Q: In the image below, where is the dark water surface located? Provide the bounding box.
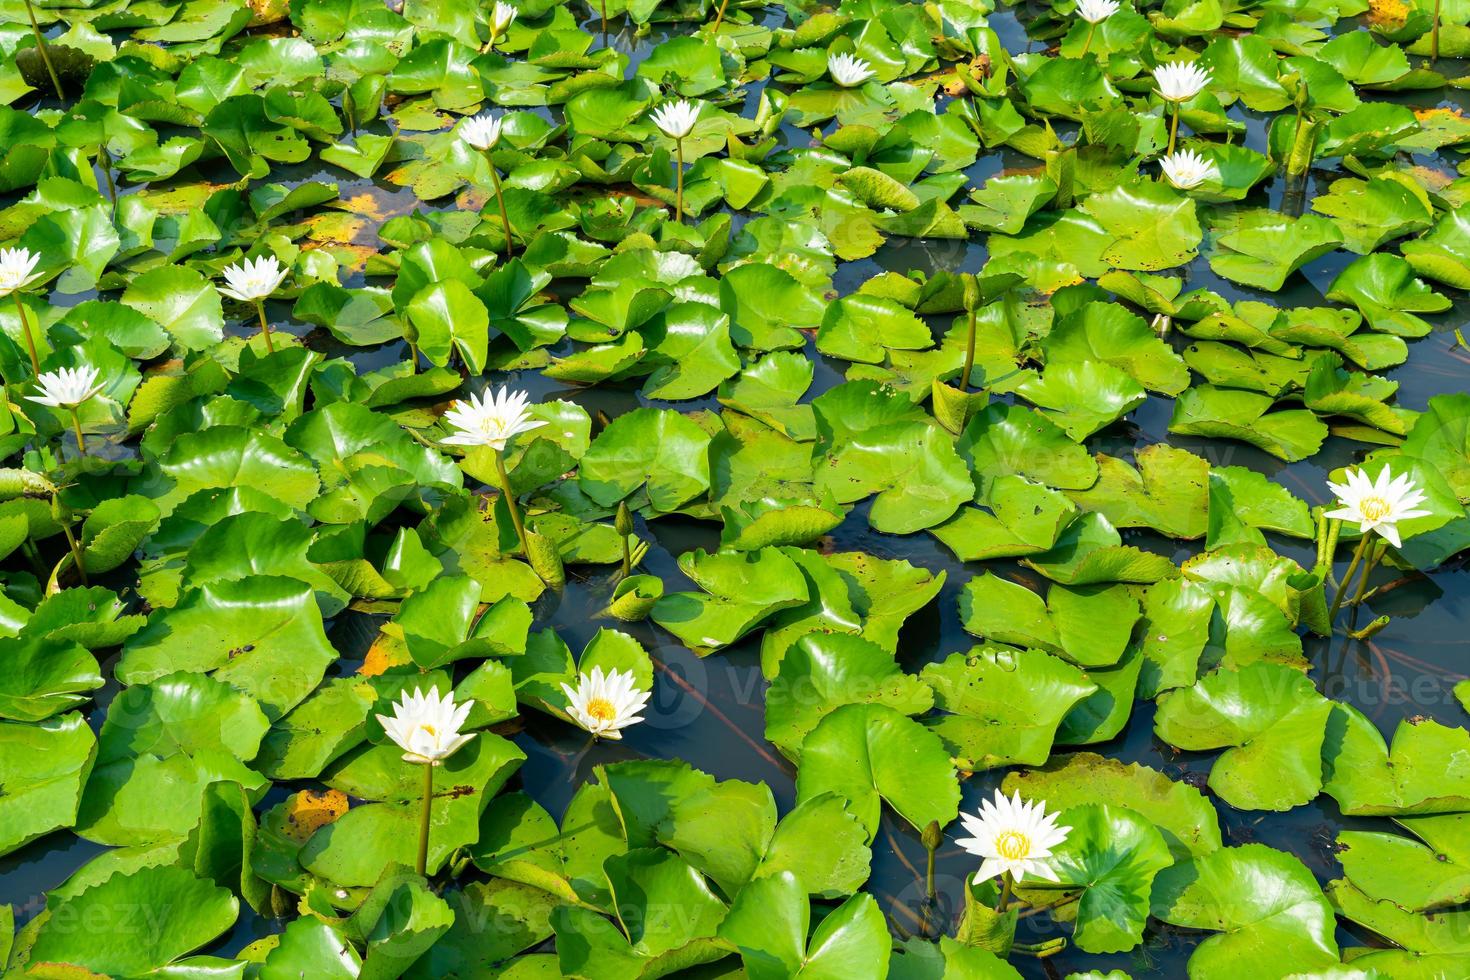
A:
[2,4,1469,976]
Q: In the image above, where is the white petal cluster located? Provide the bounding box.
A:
[377,687,476,765]
[0,247,42,298]
[956,790,1071,886]
[28,365,104,409]
[651,99,700,140]
[1325,466,1431,548]
[1159,148,1220,189]
[828,52,875,88]
[1153,60,1211,102]
[490,1,518,33]
[441,387,546,452]
[460,112,504,151]
[218,255,288,303]
[560,666,651,740]
[1077,0,1120,23]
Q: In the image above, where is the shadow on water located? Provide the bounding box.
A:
[2,2,1470,976]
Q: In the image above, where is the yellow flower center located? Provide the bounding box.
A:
[417,724,437,738]
[1359,495,1391,522]
[585,697,618,723]
[994,830,1031,861]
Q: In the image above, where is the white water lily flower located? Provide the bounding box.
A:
[651,99,700,140]
[218,255,288,303]
[1159,148,1219,189]
[1325,466,1431,549]
[1077,0,1120,22]
[1153,60,1211,102]
[828,52,874,88]
[0,246,42,298]
[441,387,546,451]
[460,112,504,151]
[28,365,104,409]
[956,790,1071,886]
[490,0,518,33]
[377,687,475,765]
[560,666,651,740]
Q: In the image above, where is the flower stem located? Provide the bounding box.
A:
[1329,533,1371,621]
[417,762,433,877]
[600,0,607,34]
[12,293,40,375]
[1432,0,1442,63]
[994,872,1013,913]
[620,533,630,577]
[1080,23,1096,57]
[1167,103,1180,155]
[343,85,356,137]
[254,300,274,353]
[488,155,513,258]
[1350,537,1386,608]
[494,447,529,554]
[23,0,63,102]
[960,305,977,392]
[674,138,685,224]
[711,0,730,31]
[98,144,116,211]
[68,407,85,455]
[55,491,86,586]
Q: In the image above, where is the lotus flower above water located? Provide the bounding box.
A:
[561,666,651,740]
[956,789,1071,886]
[378,686,476,766]
[828,52,875,88]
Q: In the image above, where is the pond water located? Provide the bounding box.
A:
[2,2,1469,977]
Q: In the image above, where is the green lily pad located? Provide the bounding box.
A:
[1155,663,1332,811]
[921,646,1096,771]
[795,702,960,836]
[1152,844,1339,978]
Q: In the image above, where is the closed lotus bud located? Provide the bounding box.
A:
[922,820,943,851]
[961,272,981,312]
[615,500,633,537]
[270,884,294,920]
[524,530,565,588]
